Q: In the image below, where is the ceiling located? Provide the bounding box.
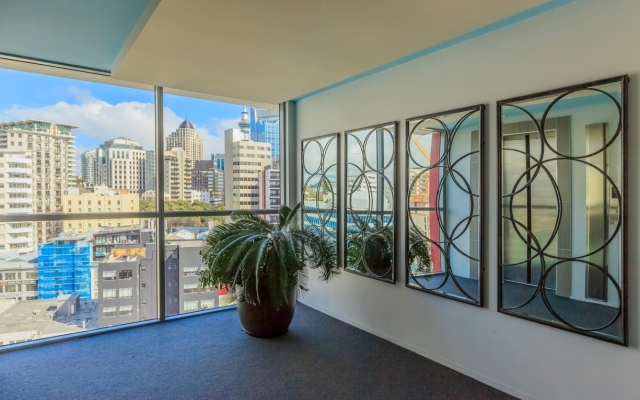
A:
[0,0,158,72]
[1,0,573,104]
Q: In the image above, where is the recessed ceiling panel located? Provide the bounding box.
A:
[0,0,158,72]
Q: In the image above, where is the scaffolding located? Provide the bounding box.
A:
[37,242,92,300]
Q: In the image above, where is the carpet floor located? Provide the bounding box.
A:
[0,303,512,400]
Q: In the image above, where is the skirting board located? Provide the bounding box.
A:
[298,299,535,400]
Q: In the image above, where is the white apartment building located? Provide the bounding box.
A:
[166,120,204,162]
[224,128,271,210]
[0,120,77,246]
[164,147,192,201]
[94,137,147,193]
[0,151,34,254]
[81,149,96,185]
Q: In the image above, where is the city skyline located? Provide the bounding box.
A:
[0,68,248,174]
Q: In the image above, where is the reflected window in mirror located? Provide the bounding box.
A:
[405,105,484,306]
[498,76,628,345]
[302,134,339,265]
[345,123,396,283]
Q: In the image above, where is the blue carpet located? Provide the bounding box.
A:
[0,303,512,399]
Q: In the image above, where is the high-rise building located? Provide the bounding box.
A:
[81,149,96,185]
[166,119,204,162]
[191,160,224,200]
[211,152,224,170]
[224,128,271,210]
[145,150,155,191]
[0,120,77,246]
[0,151,34,254]
[37,231,93,300]
[260,160,281,223]
[248,107,279,160]
[164,147,192,201]
[94,137,147,193]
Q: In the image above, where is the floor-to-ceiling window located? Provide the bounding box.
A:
[0,68,282,347]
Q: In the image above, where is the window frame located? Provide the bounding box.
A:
[0,78,286,352]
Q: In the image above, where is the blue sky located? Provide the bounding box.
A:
[0,68,243,173]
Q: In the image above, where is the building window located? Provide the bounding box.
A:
[184,283,198,293]
[183,266,199,277]
[184,301,198,311]
[119,305,133,316]
[26,272,37,279]
[25,284,37,292]
[119,270,133,280]
[119,288,133,298]
[103,289,117,299]
[102,270,117,280]
[201,299,215,309]
[103,307,117,317]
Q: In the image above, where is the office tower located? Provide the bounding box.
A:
[145,150,155,191]
[62,186,141,232]
[0,120,77,245]
[37,231,93,300]
[224,128,271,210]
[247,107,279,160]
[94,137,147,193]
[260,160,280,223]
[211,152,224,170]
[164,147,192,201]
[191,160,224,200]
[81,149,96,185]
[166,119,204,162]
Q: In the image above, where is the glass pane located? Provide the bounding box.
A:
[499,78,625,343]
[0,68,156,239]
[345,123,395,282]
[0,218,157,347]
[407,106,482,304]
[164,216,242,316]
[162,93,280,213]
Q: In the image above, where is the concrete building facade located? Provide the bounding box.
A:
[166,120,204,162]
[94,137,147,193]
[164,147,192,201]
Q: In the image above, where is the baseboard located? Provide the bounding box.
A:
[298,299,536,400]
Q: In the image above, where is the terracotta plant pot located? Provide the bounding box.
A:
[237,286,296,338]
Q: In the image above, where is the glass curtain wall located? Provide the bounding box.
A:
[0,67,282,347]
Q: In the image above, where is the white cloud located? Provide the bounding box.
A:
[1,87,237,171]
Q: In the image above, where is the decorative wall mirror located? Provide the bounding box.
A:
[498,76,628,345]
[345,122,397,283]
[405,105,484,306]
[302,133,339,265]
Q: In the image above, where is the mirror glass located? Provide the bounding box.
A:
[345,123,396,282]
[499,77,626,345]
[406,106,483,305]
[302,134,338,263]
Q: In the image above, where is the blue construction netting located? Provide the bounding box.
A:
[37,242,92,300]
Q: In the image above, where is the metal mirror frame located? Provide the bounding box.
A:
[404,105,485,307]
[301,133,340,269]
[344,122,398,284]
[497,75,629,346]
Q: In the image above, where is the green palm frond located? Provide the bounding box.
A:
[200,202,339,309]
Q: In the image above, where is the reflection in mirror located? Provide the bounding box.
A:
[406,105,484,305]
[302,134,339,267]
[345,123,396,283]
[498,76,627,345]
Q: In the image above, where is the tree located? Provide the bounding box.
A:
[140,200,155,211]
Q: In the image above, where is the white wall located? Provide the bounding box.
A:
[293,0,640,399]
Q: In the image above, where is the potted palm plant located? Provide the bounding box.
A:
[199,203,339,337]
